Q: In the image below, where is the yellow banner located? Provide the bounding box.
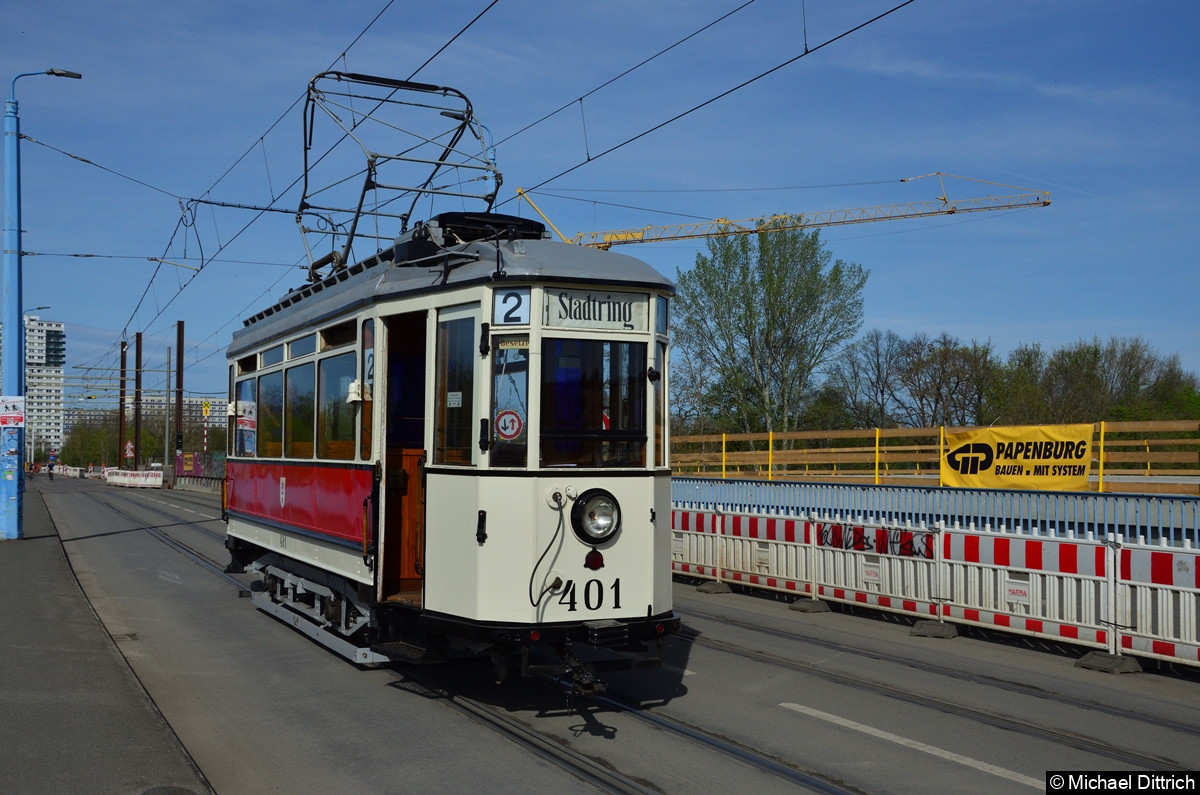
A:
[941,424,1093,491]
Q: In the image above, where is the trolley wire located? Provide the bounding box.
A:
[94,0,502,384]
[63,2,913,402]
[504,0,917,202]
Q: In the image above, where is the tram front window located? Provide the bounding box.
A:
[541,338,647,468]
[491,336,529,467]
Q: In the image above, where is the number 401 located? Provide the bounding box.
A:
[557,578,622,612]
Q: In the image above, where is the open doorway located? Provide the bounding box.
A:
[381,312,427,603]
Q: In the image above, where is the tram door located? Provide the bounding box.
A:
[381,312,427,603]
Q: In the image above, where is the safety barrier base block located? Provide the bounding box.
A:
[789,598,830,613]
[1075,651,1142,674]
[911,620,960,639]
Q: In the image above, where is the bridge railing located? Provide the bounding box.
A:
[672,420,1200,495]
[672,477,1200,548]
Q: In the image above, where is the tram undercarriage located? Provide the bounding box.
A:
[230,543,674,693]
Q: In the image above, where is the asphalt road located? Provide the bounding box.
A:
[34,477,1200,794]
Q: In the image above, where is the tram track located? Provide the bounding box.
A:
[389,667,660,795]
[388,661,860,794]
[581,687,858,794]
[86,489,859,793]
[75,488,1195,785]
[672,605,1196,772]
[85,492,250,594]
[676,603,1200,740]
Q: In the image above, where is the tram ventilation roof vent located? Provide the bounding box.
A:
[242,246,396,327]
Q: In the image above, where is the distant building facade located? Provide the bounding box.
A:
[0,315,67,458]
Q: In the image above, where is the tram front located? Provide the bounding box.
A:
[417,240,678,684]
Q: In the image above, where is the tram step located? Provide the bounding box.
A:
[370,641,445,664]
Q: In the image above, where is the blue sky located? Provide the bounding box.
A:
[2,1,1197,406]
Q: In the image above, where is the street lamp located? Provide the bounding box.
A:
[3,68,81,541]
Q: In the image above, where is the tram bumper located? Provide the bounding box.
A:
[419,610,680,650]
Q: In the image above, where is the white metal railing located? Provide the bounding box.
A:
[672,477,1200,547]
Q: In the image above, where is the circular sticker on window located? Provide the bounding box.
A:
[495,410,523,440]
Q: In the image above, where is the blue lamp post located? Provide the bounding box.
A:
[3,68,81,540]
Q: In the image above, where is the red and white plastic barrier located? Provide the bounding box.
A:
[104,469,164,488]
[672,508,1200,668]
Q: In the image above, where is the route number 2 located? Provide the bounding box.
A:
[558,578,622,612]
[494,288,530,325]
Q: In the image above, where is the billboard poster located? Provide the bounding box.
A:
[941,424,1093,491]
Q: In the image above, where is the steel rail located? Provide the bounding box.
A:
[674,607,1197,771]
[675,603,1200,738]
[584,686,859,794]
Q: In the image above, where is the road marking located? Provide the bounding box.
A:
[158,569,183,586]
[197,513,218,520]
[779,703,1041,789]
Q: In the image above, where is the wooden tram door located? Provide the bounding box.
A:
[380,312,427,603]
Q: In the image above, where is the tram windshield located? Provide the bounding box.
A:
[541,338,647,468]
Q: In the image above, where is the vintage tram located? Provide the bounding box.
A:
[223,210,679,688]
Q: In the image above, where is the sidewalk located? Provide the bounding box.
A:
[0,482,211,794]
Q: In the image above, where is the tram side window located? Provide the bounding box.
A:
[289,334,316,358]
[540,339,647,468]
[490,336,529,467]
[234,378,257,457]
[318,352,356,460]
[258,370,283,458]
[285,363,315,459]
[434,313,475,465]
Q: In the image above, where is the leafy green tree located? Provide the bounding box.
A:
[993,343,1048,424]
[673,224,867,434]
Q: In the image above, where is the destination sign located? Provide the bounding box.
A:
[544,289,648,331]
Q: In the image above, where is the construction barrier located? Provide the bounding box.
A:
[672,508,1200,669]
[104,469,164,488]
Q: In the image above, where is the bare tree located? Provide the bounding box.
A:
[828,328,906,427]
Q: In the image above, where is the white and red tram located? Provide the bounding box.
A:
[224,211,679,687]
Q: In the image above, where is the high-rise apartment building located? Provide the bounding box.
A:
[0,315,66,458]
[23,315,66,457]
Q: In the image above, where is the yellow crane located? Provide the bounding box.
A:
[516,173,1050,250]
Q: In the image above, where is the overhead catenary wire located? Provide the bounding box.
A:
[41,0,764,381]
[120,0,504,362]
[493,0,761,149]
[59,2,914,401]
[505,0,917,202]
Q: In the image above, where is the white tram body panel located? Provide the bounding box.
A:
[224,213,679,676]
[423,472,672,624]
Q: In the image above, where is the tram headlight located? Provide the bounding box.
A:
[570,488,621,545]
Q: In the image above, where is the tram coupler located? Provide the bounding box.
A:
[517,645,606,696]
[560,645,606,697]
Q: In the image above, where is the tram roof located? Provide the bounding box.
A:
[228,215,674,358]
